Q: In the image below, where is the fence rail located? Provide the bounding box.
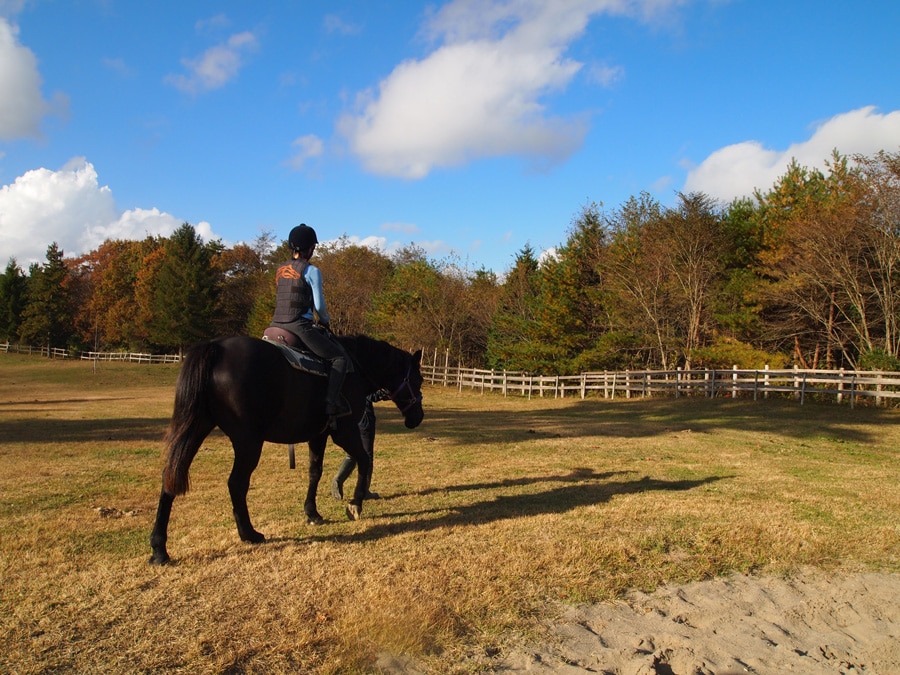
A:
[421,364,900,407]
[0,342,180,364]
[4,341,899,407]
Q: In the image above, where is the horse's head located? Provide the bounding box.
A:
[340,335,425,429]
[387,349,424,429]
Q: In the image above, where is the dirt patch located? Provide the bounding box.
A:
[494,569,900,674]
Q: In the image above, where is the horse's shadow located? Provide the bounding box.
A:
[290,469,726,545]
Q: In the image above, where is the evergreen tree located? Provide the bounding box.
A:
[0,259,27,343]
[486,245,546,371]
[147,223,219,352]
[17,243,73,348]
[549,201,616,372]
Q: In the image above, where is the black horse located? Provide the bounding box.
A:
[149,334,424,565]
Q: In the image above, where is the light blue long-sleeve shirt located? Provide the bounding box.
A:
[302,263,330,324]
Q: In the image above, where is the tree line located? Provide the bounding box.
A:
[2,150,899,374]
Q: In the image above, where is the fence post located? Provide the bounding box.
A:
[675,367,681,398]
[732,365,738,398]
[793,365,801,400]
[764,364,770,399]
[837,368,845,404]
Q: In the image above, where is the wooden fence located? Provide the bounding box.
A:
[0,342,180,364]
[420,363,900,407]
[5,341,899,407]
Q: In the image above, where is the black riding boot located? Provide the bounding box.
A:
[331,456,379,500]
[325,357,350,429]
[331,456,355,500]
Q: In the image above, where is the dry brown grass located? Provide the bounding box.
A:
[1,354,899,673]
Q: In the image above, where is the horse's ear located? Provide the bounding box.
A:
[412,349,422,365]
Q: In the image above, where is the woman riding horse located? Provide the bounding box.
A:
[148,334,424,565]
[268,223,351,429]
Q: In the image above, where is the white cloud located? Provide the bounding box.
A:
[165,31,259,94]
[683,107,900,202]
[323,14,362,36]
[195,14,231,34]
[380,221,419,235]
[337,0,645,179]
[0,158,192,264]
[286,134,324,171]
[101,56,134,79]
[321,233,450,261]
[0,1,29,17]
[0,17,49,139]
[332,234,388,251]
[588,62,624,87]
[538,246,558,266]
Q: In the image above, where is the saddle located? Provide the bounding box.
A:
[261,327,328,377]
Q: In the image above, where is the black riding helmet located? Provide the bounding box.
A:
[288,223,318,252]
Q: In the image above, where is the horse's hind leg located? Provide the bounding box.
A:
[149,490,175,565]
[228,437,265,543]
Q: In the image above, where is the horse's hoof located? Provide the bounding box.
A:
[307,514,325,525]
[242,531,266,544]
[148,552,171,566]
[346,504,361,521]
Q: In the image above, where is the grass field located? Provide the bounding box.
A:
[1,354,898,673]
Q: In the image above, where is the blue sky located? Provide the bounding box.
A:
[1,0,899,274]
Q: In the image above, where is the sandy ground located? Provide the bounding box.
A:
[491,569,900,674]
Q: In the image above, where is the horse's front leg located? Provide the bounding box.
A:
[337,431,370,521]
[346,447,372,521]
[305,434,327,525]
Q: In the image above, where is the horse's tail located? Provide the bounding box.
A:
[162,341,219,496]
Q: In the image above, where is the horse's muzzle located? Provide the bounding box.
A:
[404,406,424,429]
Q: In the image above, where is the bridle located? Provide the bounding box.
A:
[387,364,422,415]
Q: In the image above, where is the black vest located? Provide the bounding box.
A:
[272,259,313,323]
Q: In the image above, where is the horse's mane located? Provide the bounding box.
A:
[337,334,401,363]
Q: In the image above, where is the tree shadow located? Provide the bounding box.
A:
[401,395,895,446]
[0,417,172,443]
